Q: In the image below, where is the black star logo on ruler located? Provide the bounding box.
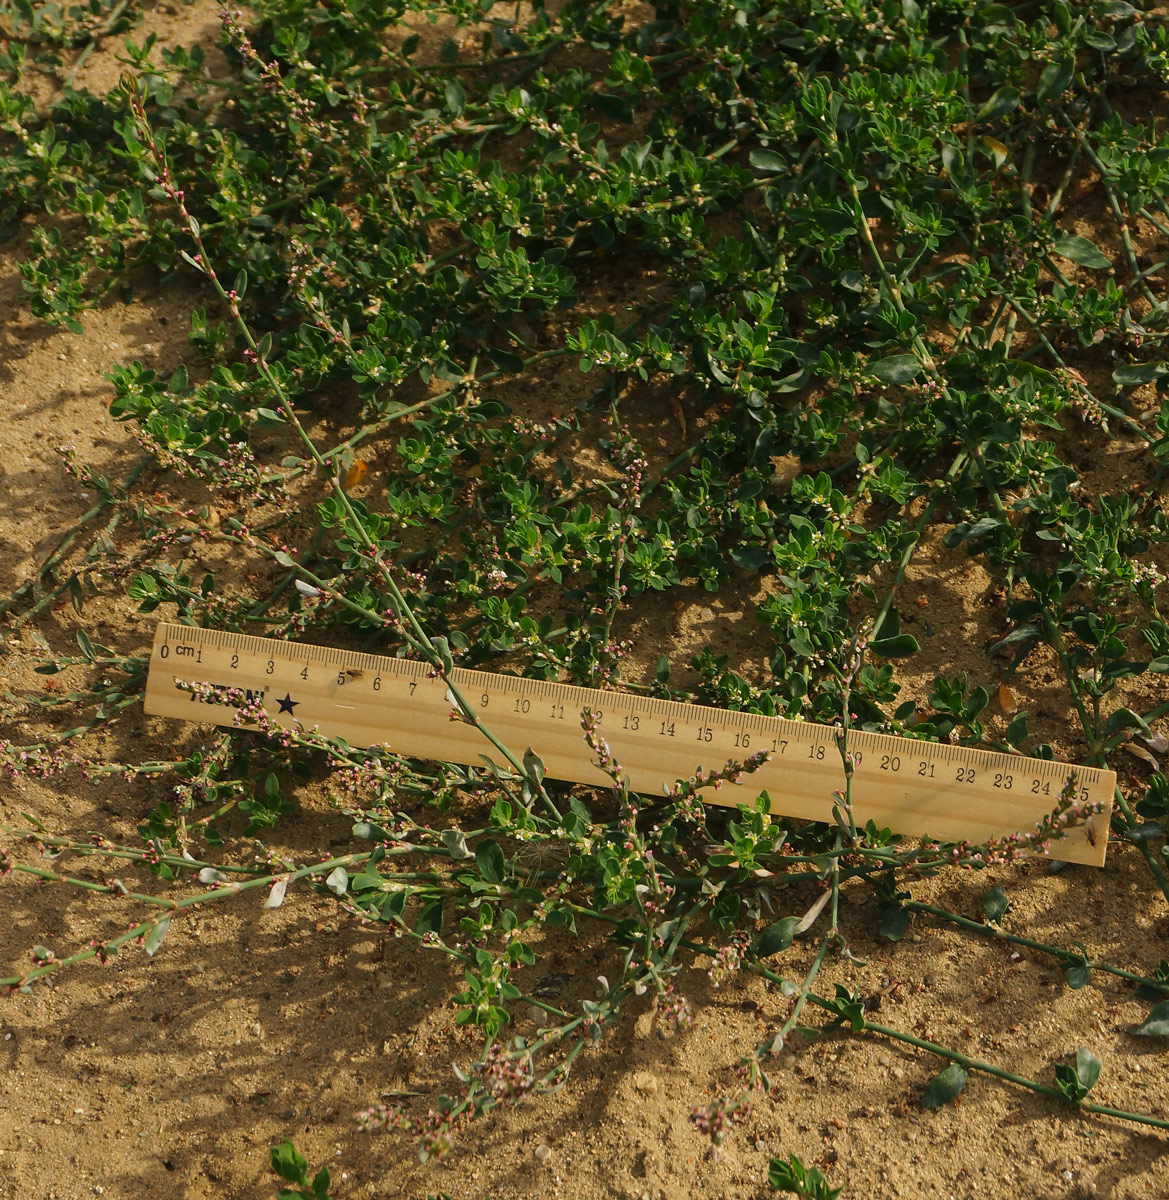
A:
[276,693,299,715]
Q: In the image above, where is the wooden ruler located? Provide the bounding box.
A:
[142,621,1113,866]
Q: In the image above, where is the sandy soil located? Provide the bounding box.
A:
[2,5,1169,1200]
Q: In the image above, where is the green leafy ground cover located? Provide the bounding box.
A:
[4,0,1169,1194]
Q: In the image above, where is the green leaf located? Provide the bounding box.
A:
[1113,362,1169,386]
[522,748,545,785]
[488,345,525,372]
[1065,963,1090,989]
[1128,822,1163,844]
[1104,707,1150,737]
[920,1063,967,1110]
[415,897,445,937]
[1073,1047,1102,1091]
[870,633,920,658]
[987,624,1040,655]
[1127,1000,1169,1036]
[824,983,867,1032]
[982,884,1009,923]
[310,1165,331,1199]
[444,78,465,113]
[475,839,505,885]
[755,916,800,958]
[143,915,170,957]
[810,207,854,235]
[975,85,1020,123]
[731,545,770,570]
[879,905,909,942]
[1051,235,1110,270]
[270,1140,308,1185]
[431,636,454,674]
[324,866,348,896]
[768,1152,842,1199]
[749,149,784,172]
[1037,56,1075,104]
[870,354,921,385]
[441,828,473,859]
[1054,1048,1102,1102]
[872,608,900,641]
[1005,710,1029,747]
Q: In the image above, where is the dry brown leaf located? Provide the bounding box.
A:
[770,454,801,490]
[997,682,1017,715]
[1122,742,1159,768]
[342,459,368,490]
[980,136,1009,169]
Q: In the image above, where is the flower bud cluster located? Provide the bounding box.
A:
[654,984,693,1033]
[356,1104,463,1159]
[707,930,751,988]
[473,1042,534,1102]
[689,1095,751,1144]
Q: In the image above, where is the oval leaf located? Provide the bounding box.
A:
[1113,362,1169,386]
[475,839,505,885]
[921,1063,967,1110]
[1128,1000,1169,1037]
[880,905,909,943]
[325,865,349,896]
[1074,1047,1102,1091]
[342,459,368,491]
[441,828,473,859]
[975,85,1020,123]
[810,207,854,235]
[982,884,1009,923]
[1051,235,1111,270]
[755,915,800,958]
[870,354,922,385]
[749,148,785,172]
[1065,963,1090,989]
[415,896,445,937]
[265,878,289,909]
[144,915,170,957]
[870,633,920,658]
[523,748,546,785]
[732,545,770,571]
[270,1139,308,1184]
[979,136,1009,170]
[1037,57,1075,104]
[444,78,465,113]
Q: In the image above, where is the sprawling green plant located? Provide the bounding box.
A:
[5,0,1169,1181]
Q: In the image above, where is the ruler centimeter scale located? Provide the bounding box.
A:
[143,621,1114,867]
